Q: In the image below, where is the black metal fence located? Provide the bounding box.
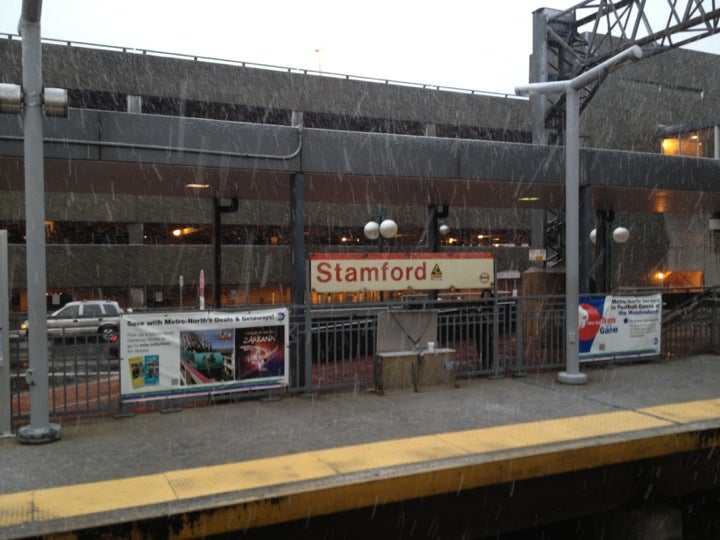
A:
[7,289,719,426]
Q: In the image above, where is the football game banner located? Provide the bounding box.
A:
[310,252,495,293]
[120,308,289,401]
[579,294,661,362]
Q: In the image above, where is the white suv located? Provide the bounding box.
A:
[21,300,124,342]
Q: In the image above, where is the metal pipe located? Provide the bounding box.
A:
[0,128,304,161]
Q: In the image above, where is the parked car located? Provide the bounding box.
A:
[20,300,125,343]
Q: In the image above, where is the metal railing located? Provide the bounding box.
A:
[661,288,719,357]
[6,289,719,427]
[2,32,525,100]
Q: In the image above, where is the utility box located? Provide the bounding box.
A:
[374,348,456,394]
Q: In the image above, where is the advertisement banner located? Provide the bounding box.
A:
[120,308,289,402]
[310,252,495,293]
[579,294,662,362]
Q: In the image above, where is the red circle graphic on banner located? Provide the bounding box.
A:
[578,303,601,342]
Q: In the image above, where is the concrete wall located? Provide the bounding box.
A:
[2,39,719,301]
[0,40,529,134]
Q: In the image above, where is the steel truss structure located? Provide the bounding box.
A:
[534,0,720,143]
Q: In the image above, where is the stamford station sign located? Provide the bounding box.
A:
[310,253,494,293]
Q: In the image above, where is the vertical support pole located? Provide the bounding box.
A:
[530,209,547,268]
[712,287,719,349]
[580,186,592,293]
[529,9,553,269]
[529,8,555,144]
[0,231,12,436]
[18,7,61,443]
[303,261,314,396]
[491,296,501,378]
[127,95,142,113]
[290,172,308,389]
[595,211,608,292]
[427,205,439,301]
[213,198,222,309]
[557,87,587,385]
[291,173,306,306]
[513,297,525,377]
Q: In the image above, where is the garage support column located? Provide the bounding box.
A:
[127,95,142,113]
[128,223,144,244]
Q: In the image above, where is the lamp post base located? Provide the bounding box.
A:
[557,371,588,385]
[18,423,61,444]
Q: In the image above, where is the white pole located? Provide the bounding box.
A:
[515,46,642,386]
[557,87,586,384]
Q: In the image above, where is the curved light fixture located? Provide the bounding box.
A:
[612,226,630,244]
[379,219,398,239]
[589,227,630,244]
[363,221,380,240]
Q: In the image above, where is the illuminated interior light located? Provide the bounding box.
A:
[519,196,540,202]
[173,227,199,237]
[661,138,678,155]
[186,183,210,189]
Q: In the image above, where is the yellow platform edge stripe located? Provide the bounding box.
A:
[1,397,719,538]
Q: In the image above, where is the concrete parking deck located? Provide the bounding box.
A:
[1,354,719,538]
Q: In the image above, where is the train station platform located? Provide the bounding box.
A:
[1,354,719,539]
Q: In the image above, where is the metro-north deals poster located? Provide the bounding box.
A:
[120,308,289,401]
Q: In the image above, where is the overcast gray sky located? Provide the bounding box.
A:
[2,1,719,94]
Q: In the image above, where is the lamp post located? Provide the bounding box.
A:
[1,2,67,443]
[515,45,643,385]
[364,208,398,252]
[590,223,630,292]
[364,208,398,301]
[17,0,62,443]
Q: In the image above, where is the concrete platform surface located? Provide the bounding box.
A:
[1,354,719,538]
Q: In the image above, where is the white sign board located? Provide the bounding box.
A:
[579,294,662,362]
[310,253,494,293]
[120,308,289,402]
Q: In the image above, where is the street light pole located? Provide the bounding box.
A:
[562,86,583,384]
[515,45,643,385]
[364,207,398,301]
[18,0,61,443]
